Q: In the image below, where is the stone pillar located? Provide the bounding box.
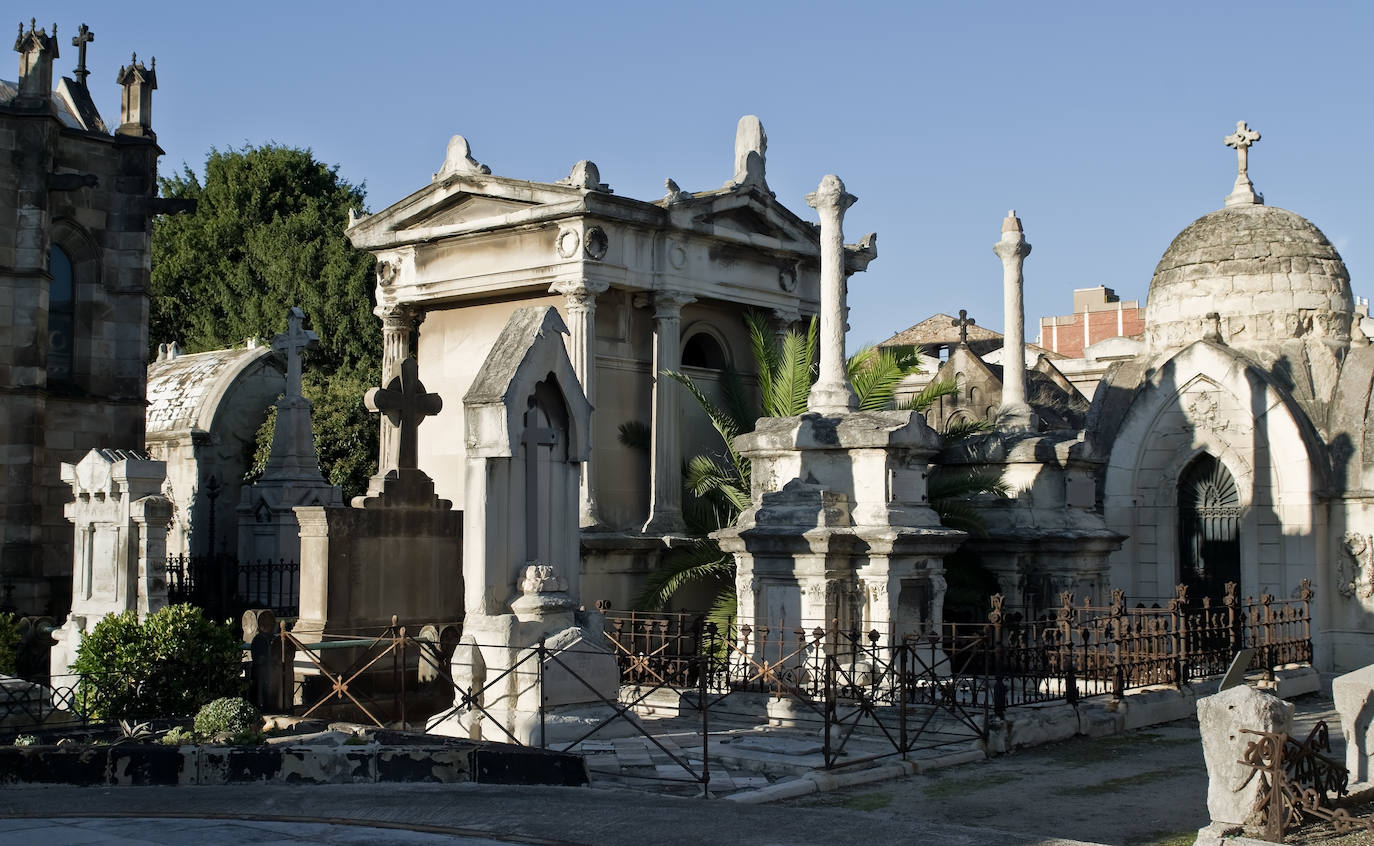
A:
[552,279,609,528]
[131,495,173,618]
[370,303,422,495]
[642,291,694,534]
[994,210,1033,430]
[806,175,858,414]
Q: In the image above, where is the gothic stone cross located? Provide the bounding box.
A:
[521,399,560,561]
[71,23,94,85]
[951,309,976,345]
[272,307,318,400]
[365,356,442,471]
[1224,121,1260,177]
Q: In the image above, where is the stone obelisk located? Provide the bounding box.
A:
[806,175,859,414]
[994,210,1034,431]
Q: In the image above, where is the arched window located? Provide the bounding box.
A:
[48,244,75,385]
[682,331,729,370]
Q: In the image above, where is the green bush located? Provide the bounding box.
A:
[194,697,260,738]
[0,613,17,675]
[70,604,243,721]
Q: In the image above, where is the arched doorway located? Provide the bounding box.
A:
[1177,454,1241,601]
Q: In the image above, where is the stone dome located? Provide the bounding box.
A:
[1144,204,1353,351]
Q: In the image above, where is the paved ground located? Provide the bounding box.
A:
[0,687,1342,846]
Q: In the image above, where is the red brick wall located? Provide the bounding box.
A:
[1038,307,1144,357]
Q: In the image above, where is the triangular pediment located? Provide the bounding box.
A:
[402,194,538,230]
[676,189,820,248]
[707,206,785,239]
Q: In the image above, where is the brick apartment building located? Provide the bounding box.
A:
[1036,285,1144,357]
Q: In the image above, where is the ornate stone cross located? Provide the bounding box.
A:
[272,307,318,400]
[1224,121,1260,177]
[71,23,94,85]
[951,309,976,345]
[365,357,442,471]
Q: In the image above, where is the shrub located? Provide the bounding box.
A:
[160,726,196,746]
[70,604,243,721]
[194,697,260,738]
[12,735,37,746]
[0,613,18,675]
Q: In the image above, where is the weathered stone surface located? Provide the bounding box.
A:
[1333,664,1374,784]
[1196,685,1294,826]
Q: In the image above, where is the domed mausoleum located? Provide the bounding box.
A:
[1087,123,1374,671]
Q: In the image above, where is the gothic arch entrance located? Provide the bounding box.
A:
[1177,453,1241,601]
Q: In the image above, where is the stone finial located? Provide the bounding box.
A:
[433,134,491,181]
[115,52,157,138]
[805,174,859,414]
[1224,120,1263,207]
[557,160,611,192]
[71,22,93,86]
[365,356,442,471]
[663,178,693,204]
[13,18,58,106]
[1202,311,1224,343]
[726,115,768,190]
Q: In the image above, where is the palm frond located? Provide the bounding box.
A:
[770,318,817,417]
[940,418,995,446]
[847,345,916,411]
[662,370,748,483]
[634,540,735,611]
[930,499,991,537]
[684,455,751,514]
[617,420,651,450]
[928,467,1010,501]
[903,376,960,414]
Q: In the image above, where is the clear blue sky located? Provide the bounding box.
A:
[28,0,1374,345]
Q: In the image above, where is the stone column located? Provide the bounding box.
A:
[643,291,695,534]
[552,279,610,528]
[994,210,1034,430]
[131,494,173,618]
[772,307,801,347]
[371,304,423,492]
[806,175,859,414]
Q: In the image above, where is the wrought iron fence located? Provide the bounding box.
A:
[165,554,300,621]
[605,580,1314,716]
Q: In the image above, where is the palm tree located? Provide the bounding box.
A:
[637,313,1006,613]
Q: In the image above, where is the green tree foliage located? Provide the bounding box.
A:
[151,145,379,498]
[70,604,243,721]
[0,613,18,675]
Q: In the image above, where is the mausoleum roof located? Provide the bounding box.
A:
[1145,204,1354,351]
[146,345,281,437]
[1145,123,1355,352]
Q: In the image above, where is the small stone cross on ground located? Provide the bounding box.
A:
[71,23,94,85]
[952,309,976,345]
[365,357,442,470]
[273,307,318,400]
[1225,121,1260,177]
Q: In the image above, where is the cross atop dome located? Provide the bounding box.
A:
[1223,120,1263,207]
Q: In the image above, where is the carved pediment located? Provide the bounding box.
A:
[704,206,786,239]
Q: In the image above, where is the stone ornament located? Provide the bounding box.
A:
[1339,532,1374,599]
[583,226,608,260]
[433,134,490,181]
[726,115,768,191]
[557,160,611,193]
[555,228,580,259]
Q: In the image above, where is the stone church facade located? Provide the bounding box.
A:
[0,22,169,614]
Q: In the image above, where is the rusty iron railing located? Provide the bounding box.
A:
[1239,722,1372,841]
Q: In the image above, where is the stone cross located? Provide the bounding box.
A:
[272,307,318,400]
[364,357,442,471]
[951,309,976,345]
[71,23,93,86]
[1224,121,1260,177]
[521,402,559,561]
[1224,121,1263,207]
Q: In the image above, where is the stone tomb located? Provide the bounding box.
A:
[50,449,171,676]
[291,356,461,644]
[430,307,620,744]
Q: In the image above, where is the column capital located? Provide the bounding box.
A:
[993,210,1032,262]
[806,174,856,215]
[551,279,611,309]
[652,290,695,320]
[380,302,424,329]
